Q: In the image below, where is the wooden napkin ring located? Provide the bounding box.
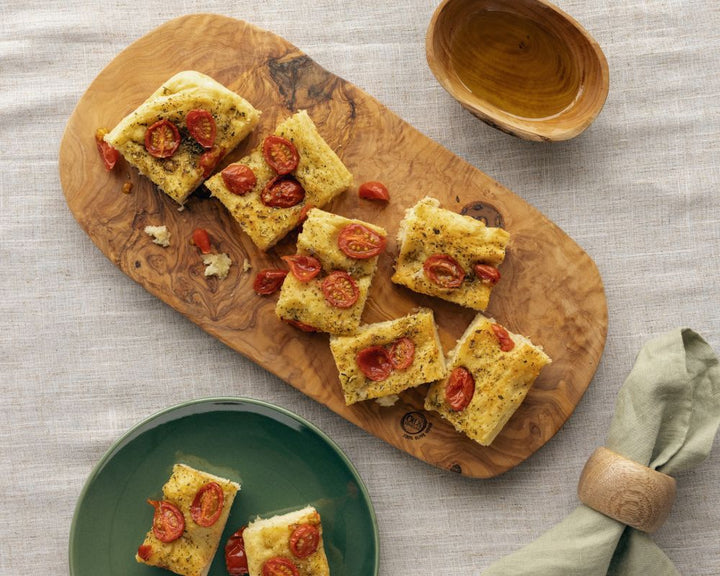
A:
[577,447,676,533]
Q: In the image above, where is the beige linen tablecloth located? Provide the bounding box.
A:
[2,1,719,575]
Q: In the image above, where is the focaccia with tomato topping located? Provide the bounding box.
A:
[392,196,510,310]
[104,70,260,205]
[329,308,447,405]
[135,463,240,576]
[275,208,386,335]
[243,506,330,576]
[424,314,551,446]
[205,110,353,251]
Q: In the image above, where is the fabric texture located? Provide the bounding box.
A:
[1,2,720,576]
[482,329,720,576]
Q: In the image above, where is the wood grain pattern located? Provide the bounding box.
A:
[58,14,607,478]
[578,447,676,532]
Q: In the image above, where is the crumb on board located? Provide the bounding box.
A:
[203,252,232,279]
[144,225,171,247]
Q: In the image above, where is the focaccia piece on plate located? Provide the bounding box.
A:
[205,110,353,251]
[392,196,510,310]
[135,463,240,576]
[275,208,386,335]
[329,308,447,405]
[243,506,330,576]
[104,70,260,205]
[424,314,551,446]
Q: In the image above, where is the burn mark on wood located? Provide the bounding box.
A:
[461,201,505,228]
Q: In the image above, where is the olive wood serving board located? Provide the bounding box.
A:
[59,14,607,478]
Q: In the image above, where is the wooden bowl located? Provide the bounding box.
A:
[426,0,609,141]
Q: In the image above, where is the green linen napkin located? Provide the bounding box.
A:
[481,328,720,576]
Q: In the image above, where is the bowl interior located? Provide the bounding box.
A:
[427,0,609,140]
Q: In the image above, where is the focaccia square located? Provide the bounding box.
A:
[329,308,447,405]
[424,314,551,446]
[243,506,330,576]
[275,208,386,335]
[135,463,240,576]
[205,110,353,251]
[105,70,260,205]
[392,196,510,310]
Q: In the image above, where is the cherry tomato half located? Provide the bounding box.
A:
[337,224,387,259]
[222,164,257,196]
[192,228,212,254]
[289,524,320,559]
[356,346,393,381]
[253,269,288,295]
[225,526,249,576]
[95,128,119,171]
[262,135,299,175]
[491,323,515,352]
[190,482,224,527]
[389,337,415,370]
[281,254,321,282]
[474,263,501,286]
[261,176,305,208]
[423,254,465,289]
[145,119,180,158]
[198,146,225,178]
[148,499,185,542]
[358,181,390,202]
[137,544,153,561]
[445,367,475,412]
[262,557,299,576]
[284,319,318,332]
[186,109,216,148]
[321,271,359,309]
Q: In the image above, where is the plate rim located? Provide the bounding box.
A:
[68,396,380,576]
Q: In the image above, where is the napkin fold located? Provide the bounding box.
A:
[481,328,720,576]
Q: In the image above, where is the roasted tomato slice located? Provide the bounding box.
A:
[95,128,120,171]
[281,254,322,282]
[357,345,394,381]
[445,367,475,412]
[358,181,390,202]
[137,544,153,561]
[192,228,212,254]
[198,146,224,178]
[321,271,359,308]
[388,337,415,370]
[491,323,515,351]
[190,482,224,527]
[145,119,180,158]
[262,557,299,576]
[262,135,299,175]
[186,109,216,148]
[474,263,501,286]
[261,176,305,208]
[423,254,465,289]
[222,164,257,196]
[148,500,185,542]
[225,526,249,576]
[284,318,318,332]
[253,269,288,295]
[337,223,387,259]
[289,524,320,559]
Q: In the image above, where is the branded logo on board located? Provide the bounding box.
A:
[400,411,432,440]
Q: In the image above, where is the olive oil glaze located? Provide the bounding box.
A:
[449,9,581,119]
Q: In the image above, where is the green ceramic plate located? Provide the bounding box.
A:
[69,397,379,576]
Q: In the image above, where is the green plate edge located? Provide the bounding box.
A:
[68,396,379,576]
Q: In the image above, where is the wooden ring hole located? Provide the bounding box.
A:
[577,447,676,533]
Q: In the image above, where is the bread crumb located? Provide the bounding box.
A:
[375,394,400,407]
[144,225,171,247]
[203,253,231,279]
[242,259,252,272]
